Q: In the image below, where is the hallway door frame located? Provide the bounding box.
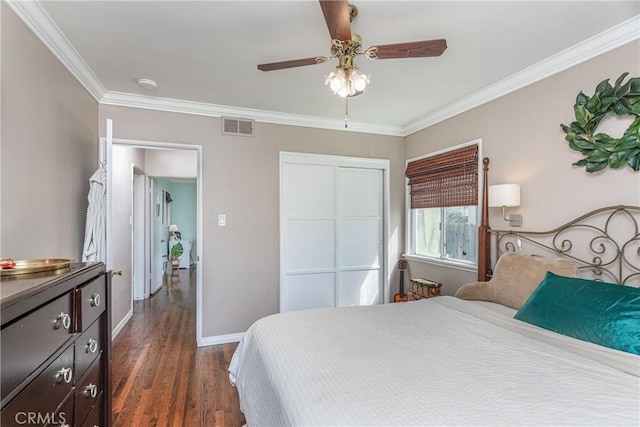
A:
[103,136,204,345]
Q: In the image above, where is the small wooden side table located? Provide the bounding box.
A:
[408,278,442,300]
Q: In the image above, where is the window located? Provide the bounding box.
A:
[410,206,477,263]
[405,143,480,265]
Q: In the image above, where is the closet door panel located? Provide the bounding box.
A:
[338,270,381,307]
[285,273,336,311]
[282,162,337,312]
[283,163,335,217]
[337,167,383,306]
[285,219,336,271]
[338,218,381,269]
[338,168,382,217]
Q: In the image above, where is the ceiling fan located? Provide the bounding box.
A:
[257,0,447,98]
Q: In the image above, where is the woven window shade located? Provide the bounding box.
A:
[405,144,479,209]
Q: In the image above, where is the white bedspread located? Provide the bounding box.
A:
[229,297,640,426]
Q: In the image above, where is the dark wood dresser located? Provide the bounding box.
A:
[1,263,111,427]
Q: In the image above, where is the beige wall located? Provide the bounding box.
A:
[1,4,98,260]
[405,41,640,294]
[99,106,406,338]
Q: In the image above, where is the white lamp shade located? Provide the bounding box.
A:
[168,224,180,232]
[489,184,520,207]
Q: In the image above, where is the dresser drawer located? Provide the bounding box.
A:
[75,276,106,332]
[81,395,103,427]
[75,318,102,381]
[45,393,74,427]
[1,344,74,427]
[1,292,74,401]
[75,356,102,426]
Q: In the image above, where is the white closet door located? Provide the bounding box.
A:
[337,167,383,306]
[281,153,387,313]
[282,163,336,312]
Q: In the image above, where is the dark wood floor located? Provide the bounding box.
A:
[111,269,246,426]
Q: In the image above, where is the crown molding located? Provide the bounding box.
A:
[101,91,405,136]
[401,15,640,136]
[5,0,106,101]
[9,0,638,137]
[8,0,399,135]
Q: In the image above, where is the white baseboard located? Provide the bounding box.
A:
[111,309,133,340]
[198,332,245,347]
[111,310,244,346]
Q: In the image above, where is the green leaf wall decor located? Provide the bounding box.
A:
[561,72,640,173]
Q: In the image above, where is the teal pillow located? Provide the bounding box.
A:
[514,272,640,355]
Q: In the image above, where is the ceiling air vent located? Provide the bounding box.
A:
[222,117,254,137]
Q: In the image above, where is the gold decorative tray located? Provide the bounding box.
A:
[1,259,72,276]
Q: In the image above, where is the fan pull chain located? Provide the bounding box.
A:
[344,97,350,129]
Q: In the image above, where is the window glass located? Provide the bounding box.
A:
[410,205,477,264]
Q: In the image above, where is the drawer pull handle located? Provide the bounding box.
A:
[85,383,98,398]
[60,424,70,427]
[58,367,73,384]
[90,293,101,307]
[56,312,72,330]
[87,338,98,353]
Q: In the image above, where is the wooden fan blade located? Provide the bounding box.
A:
[371,39,447,60]
[319,0,351,41]
[258,57,324,72]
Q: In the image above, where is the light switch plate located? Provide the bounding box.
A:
[218,214,226,226]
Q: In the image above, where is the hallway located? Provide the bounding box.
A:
[111,269,245,426]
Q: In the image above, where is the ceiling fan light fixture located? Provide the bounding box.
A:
[352,70,369,92]
[257,1,447,111]
[338,84,350,98]
[326,68,345,92]
[328,74,343,93]
[325,66,369,98]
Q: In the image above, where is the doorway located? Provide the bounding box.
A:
[102,136,203,344]
[149,176,197,294]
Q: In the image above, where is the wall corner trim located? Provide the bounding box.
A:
[100,91,405,136]
[402,15,640,136]
[9,0,638,137]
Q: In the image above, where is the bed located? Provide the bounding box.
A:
[229,158,640,426]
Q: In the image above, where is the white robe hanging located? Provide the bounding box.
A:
[82,165,106,262]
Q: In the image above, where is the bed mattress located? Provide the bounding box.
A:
[229,296,640,426]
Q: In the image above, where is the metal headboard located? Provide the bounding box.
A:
[491,205,640,285]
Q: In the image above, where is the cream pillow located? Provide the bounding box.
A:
[456,253,579,309]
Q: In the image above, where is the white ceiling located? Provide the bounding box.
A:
[16,1,640,135]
